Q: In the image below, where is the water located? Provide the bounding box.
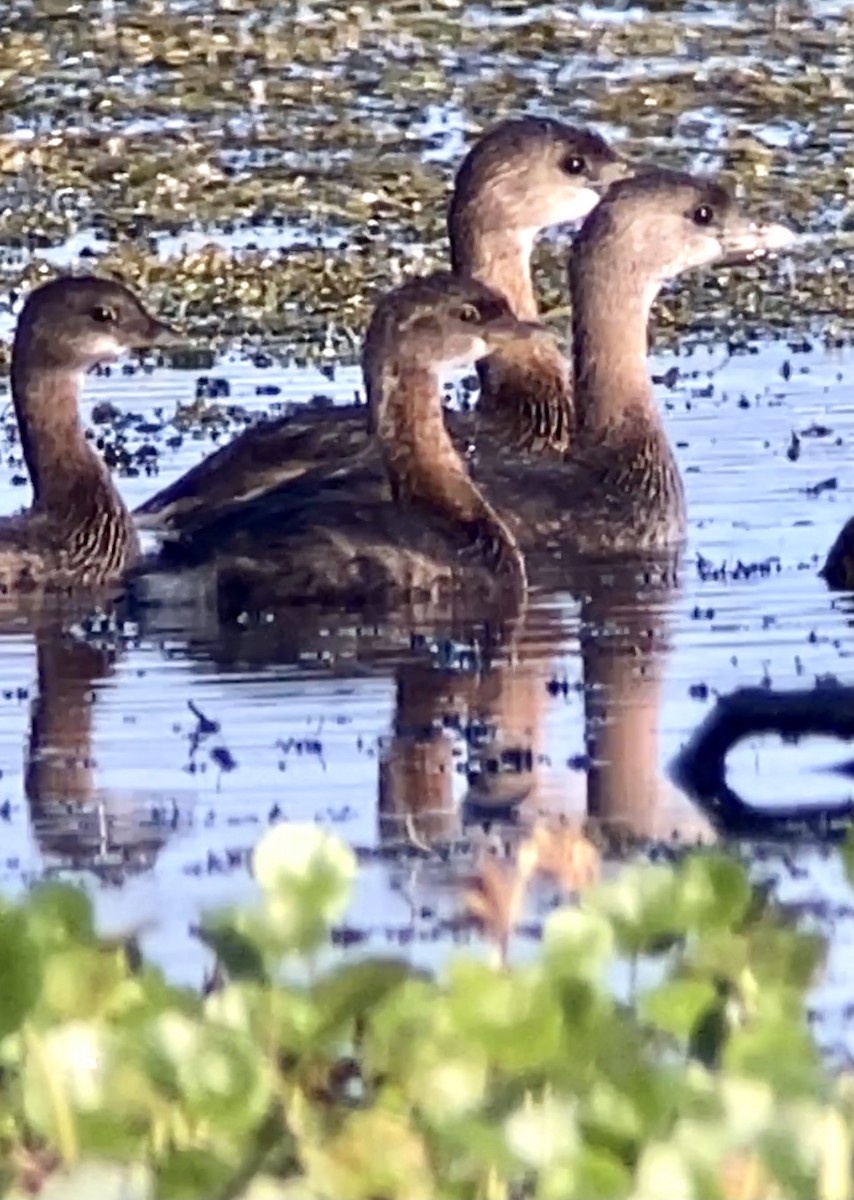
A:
[0,0,851,1063]
[0,332,850,1030]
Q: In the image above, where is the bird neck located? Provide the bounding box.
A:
[370,356,526,593]
[569,238,661,440]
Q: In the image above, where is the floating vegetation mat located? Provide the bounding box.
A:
[0,0,852,362]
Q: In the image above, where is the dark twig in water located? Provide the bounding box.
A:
[188,699,219,734]
[671,685,854,838]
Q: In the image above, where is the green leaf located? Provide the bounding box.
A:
[763,1126,818,1199]
[725,1013,823,1096]
[310,958,416,1041]
[155,1148,235,1200]
[537,1150,632,1200]
[571,1146,633,1200]
[630,1141,698,1200]
[787,1100,854,1200]
[362,977,436,1074]
[74,1108,149,1160]
[25,884,95,950]
[417,1051,489,1123]
[39,947,128,1022]
[235,1181,317,1200]
[207,903,301,971]
[677,853,752,932]
[0,908,42,1036]
[22,1021,109,1155]
[537,1159,578,1200]
[22,1021,161,1160]
[301,1109,434,1200]
[585,864,685,956]
[428,1113,514,1182]
[543,906,615,985]
[198,916,269,984]
[109,966,195,1026]
[146,1010,272,1134]
[362,977,489,1125]
[581,1078,644,1146]
[250,825,356,955]
[841,826,854,890]
[717,1075,776,1142]
[744,923,825,995]
[597,1057,686,1152]
[505,1093,579,1169]
[253,823,355,914]
[682,928,750,985]
[639,979,718,1043]
[446,960,564,1074]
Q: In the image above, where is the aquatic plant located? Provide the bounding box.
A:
[1,0,852,369]
[0,822,852,1199]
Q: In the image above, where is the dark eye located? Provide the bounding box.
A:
[562,155,586,176]
[458,303,480,323]
[692,204,714,227]
[91,305,116,323]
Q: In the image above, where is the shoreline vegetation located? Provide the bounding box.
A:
[0,2,851,1195]
[1,0,852,371]
[1,822,853,1199]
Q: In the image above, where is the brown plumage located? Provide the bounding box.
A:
[0,276,180,592]
[132,275,546,616]
[137,168,794,617]
[135,117,627,538]
[475,169,793,558]
[448,117,629,452]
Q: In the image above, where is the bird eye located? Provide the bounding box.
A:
[692,204,714,227]
[91,305,116,323]
[458,303,481,323]
[562,154,586,176]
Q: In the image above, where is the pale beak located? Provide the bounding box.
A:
[594,156,636,190]
[720,216,797,266]
[135,314,187,350]
[480,317,554,349]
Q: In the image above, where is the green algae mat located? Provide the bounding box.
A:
[0,0,852,359]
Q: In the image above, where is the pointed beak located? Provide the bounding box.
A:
[720,216,797,266]
[131,311,186,351]
[480,316,553,349]
[594,156,636,191]
[146,316,186,348]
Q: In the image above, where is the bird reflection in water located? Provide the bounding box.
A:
[377,554,714,852]
[23,611,187,882]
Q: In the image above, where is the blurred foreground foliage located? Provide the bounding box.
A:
[1,823,852,1199]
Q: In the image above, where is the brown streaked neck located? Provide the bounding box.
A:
[374,359,498,523]
[12,353,124,516]
[452,221,574,451]
[371,357,525,587]
[570,243,660,440]
[452,224,540,321]
[478,343,573,453]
